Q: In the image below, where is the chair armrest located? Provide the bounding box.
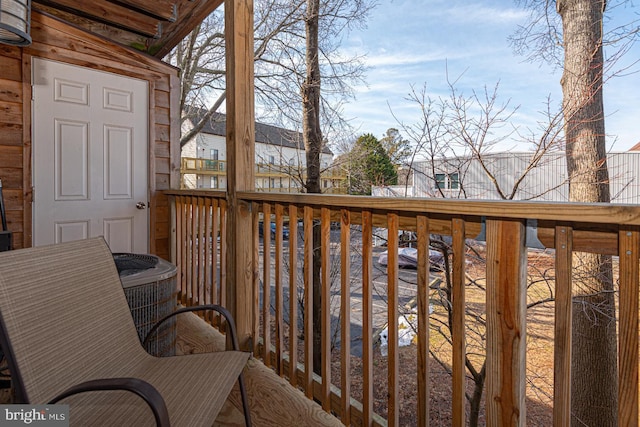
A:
[48,377,170,427]
[143,305,241,351]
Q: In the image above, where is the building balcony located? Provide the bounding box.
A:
[180,157,347,193]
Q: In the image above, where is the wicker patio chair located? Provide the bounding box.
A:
[0,237,251,426]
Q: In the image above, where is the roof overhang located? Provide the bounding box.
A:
[33,0,224,57]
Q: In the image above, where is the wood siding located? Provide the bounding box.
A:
[0,11,179,259]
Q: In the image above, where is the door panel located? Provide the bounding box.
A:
[33,58,149,253]
[55,119,89,200]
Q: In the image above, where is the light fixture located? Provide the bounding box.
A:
[0,0,32,46]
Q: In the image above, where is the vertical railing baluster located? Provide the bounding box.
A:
[211,198,220,325]
[554,225,572,426]
[387,212,399,427]
[321,206,331,411]
[618,225,640,426]
[416,215,430,427]
[252,202,260,357]
[204,197,213,323]
[262,203,272,367]
[182,197,189,304]
[194,197,200,306]
[185,197,193,305]
[341,209,351,424]
[177,196,185,305]
[190,196,198,306]
[289,204,299,387]
[451,218,466,427]
[197,196,205,306]
[303,205,314,398]
[219,199,227,317]
[182,197,189,305]
[275,203,284,376]
[486,219,527,426]
[361,210,374,426]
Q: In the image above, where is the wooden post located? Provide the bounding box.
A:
[387,212,399,427]
[225,0,255,350]
[486,219,527,426]
[416,215,430,427]
[618,226,639,425]
[553,225,572,426]
[451,218,466,427]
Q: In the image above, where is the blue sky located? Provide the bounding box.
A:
[340,0,640,152]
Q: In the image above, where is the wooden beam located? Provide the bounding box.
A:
[486,219,527,426]
[109,0,177,22]
[232,191,640,227]
[169,189,637,255]
[153,0,224,57]
[34,0,162,38]
[224,0,255,350]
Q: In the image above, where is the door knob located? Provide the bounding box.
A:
[136,202,147,210]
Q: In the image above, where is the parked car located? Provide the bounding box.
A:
[378,247,444,271]
[258,222,289,240]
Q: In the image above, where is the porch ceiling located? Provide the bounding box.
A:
[33,0,224,58]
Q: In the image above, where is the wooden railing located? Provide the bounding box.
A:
[166,189,640,426]
[180,157,346,192]
[181,157,227,174]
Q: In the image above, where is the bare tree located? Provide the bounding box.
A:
[394,78,567,201]
[559,2,617,424]
[511,1,640,423]
[165,0,373,151]
[301,0,324,376]
[389,78,567,425]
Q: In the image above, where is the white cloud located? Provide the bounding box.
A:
[435,5,528,26]
[335,0,640,150]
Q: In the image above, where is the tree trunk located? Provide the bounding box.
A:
[557,0,618,424]
[302,0,323,375]
[468,364,486,427]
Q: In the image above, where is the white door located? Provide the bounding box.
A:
[32,58,149,253]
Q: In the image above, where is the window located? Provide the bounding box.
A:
[450,173,459,190]
[435,173,459,190]
[269,155,275,165]
[210,149,218,160]
[210,176,218,189]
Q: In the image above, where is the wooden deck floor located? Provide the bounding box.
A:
[177,312,341,427]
